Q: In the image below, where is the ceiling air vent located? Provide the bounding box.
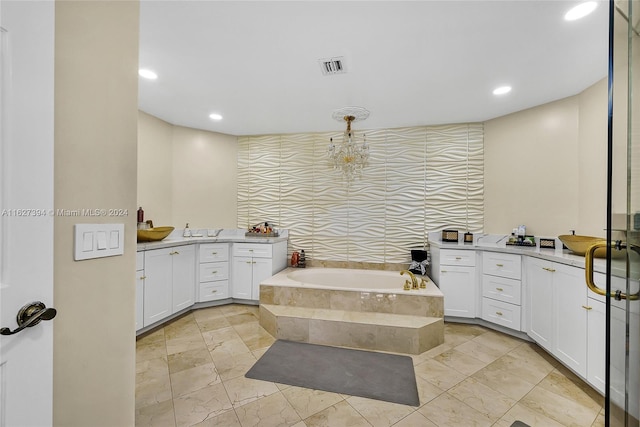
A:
[319,57,346,76]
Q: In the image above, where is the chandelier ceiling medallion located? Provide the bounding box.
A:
[327,106,370,182]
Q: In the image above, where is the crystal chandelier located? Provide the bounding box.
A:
[327,106,370,182]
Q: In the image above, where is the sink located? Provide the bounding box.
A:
[558,234,624,258]
[137,226,174,242]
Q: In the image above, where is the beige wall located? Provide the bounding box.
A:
[485,79,609,237]
[137,113,238,229]
[137,111,173,226]
[54,1,138,426]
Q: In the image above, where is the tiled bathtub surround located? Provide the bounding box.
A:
[258,268,444,354]
[237,123,483,264]
[135,304,605,427]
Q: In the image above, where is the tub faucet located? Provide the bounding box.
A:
[400,270,418,290]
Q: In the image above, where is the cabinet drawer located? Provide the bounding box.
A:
[199,281,229,302]
[482,252,521,280]
[440,249,475,266]
[136,251,144,271]
[199,262,229,282]
[199,243,229,263]
[233,243,273,258]
[482,274,521,305]
[482,298,521,330]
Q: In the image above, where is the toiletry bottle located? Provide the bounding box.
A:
[183,223,191,238]
[137,207,144,223]
[299,250,306,268]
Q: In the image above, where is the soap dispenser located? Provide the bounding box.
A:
[183,223,191,238]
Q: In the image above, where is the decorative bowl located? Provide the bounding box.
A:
[558,235,624,258]
[137,226,174,242]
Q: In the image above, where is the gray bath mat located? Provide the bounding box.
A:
[245,340,420,406]
[511,422,531,427]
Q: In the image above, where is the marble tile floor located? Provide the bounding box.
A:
[136,304,605,427]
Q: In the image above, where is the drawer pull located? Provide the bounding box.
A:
[496,311,503,316]
[212,270,218,274]
[542,267,556,272]
[455,257,462,260]
[496,287,504,292]
[139,275,146,280]
[249,249,254,252]
[246,261,252,264]
[496,263,504,267]
[441,270,447,273]
[582,305,593,310]
[170,251,179,255]
[211,252,217,255]
[211,290,217,294]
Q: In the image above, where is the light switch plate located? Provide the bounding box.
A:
[74,223,125,261]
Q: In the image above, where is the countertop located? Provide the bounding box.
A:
[428,232,638,279]
[137,228,288,251]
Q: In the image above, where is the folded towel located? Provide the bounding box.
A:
[409,260,429,275]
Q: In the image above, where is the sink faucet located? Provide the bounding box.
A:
[400,270,418,289]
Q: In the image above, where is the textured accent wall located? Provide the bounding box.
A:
[238,123,483,263]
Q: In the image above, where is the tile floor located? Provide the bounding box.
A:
[136,304,605,427]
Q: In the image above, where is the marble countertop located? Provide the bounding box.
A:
[137,228,288,251]
[428,232,637,279]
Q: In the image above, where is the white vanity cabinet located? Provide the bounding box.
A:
[136,251,144,331]
[526,257,554,351]
[231,241,287,300]
[143,245,196,327]
[526,257,588,377]
[431,247,477,318]
[198,243,230,302]
[481,252,522,330]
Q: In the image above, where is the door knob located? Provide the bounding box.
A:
[0,301,57,336]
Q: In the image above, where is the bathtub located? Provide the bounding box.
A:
[260,268,444,314]
[284,267,442,294]
[259,267,445,354]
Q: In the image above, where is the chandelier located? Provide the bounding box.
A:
[327,106,370,182]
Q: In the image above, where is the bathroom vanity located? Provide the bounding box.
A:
[430,232,639,396]
[135,229,288,335]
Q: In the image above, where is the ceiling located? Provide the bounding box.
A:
[138,1,609,136]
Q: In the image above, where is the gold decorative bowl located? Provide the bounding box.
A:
[137,226,174,242]
[558,235,624,258]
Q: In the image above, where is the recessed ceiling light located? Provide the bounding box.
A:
[564,2,597,21]
[138,69,158,80]
[493,86,512,95]
[209,113,223,121]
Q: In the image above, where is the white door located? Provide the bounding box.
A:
[0,1,55,426]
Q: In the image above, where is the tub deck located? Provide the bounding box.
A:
[259,267,444,355]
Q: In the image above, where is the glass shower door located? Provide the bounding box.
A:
[607,1,640,425]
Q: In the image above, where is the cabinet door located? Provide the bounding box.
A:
[172,245,195,313]
[526,257,554,351]
[136,271,144,331]
[252,257,274,300]
[553,263,588,377]
[438,265,476,318]
[586,298,605,394]
[232,256,253,299]
[143,249,172,327]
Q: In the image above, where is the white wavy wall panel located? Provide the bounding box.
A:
[238,123,483,263]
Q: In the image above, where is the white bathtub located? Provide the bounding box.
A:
[263,267,442,295]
